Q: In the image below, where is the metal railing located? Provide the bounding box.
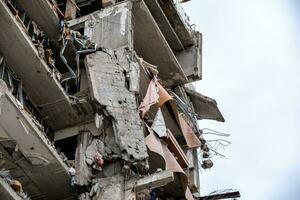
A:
[173,0,195,34]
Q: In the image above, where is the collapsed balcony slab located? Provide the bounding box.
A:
[185,86,225,122]
[15,0,61,41]
[0,0,92,130]
[15,0,79,70]
[158,0,195,47]
[0,81,75,199]
[176,32,202,82]
[133,1,188,87]
[144,0,184,52]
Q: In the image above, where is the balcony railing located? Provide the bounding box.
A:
[173,0,195,35]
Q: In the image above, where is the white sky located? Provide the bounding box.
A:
[183,0,300,199]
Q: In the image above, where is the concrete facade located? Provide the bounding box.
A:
[0,0,225,199]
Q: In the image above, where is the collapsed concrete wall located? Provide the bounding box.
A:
[85,49,148,163]
[0,0,227,199]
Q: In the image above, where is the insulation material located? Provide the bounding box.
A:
[151,108,167,138]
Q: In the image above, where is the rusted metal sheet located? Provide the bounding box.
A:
[145,130,193,200]
[178,113,201,148]
[157,82,201,148]
[165,130,189,168]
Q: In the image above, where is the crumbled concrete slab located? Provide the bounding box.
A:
[85,50,148,163]
[91,175,124,200]
[72,2,132,49]
[185,86,225,122]
[176,32,203,82]
[75,132,92,186]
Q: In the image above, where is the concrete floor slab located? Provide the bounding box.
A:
[0,1,91,130]
[0,81,75,199]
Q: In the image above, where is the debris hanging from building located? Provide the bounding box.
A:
[0,0,228,199]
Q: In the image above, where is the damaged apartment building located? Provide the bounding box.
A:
[0,0,225,199]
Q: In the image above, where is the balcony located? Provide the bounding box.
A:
[0,80,75,199]
[144,0,195,50]
[0,0,93,130]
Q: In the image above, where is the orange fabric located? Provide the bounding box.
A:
[157,82,172,107]
[156,83,201,149]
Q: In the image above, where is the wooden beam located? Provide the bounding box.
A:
[102,0,115,8]
[65,0,77,20]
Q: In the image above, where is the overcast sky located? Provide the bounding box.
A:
[183,0,300,199]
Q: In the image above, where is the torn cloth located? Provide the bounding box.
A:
[139,77,159,118]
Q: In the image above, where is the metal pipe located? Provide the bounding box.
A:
[59,39,77,83]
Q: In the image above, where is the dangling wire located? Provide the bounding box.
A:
[201,128,230,137]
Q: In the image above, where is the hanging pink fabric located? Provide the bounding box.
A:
[139,77,159,118]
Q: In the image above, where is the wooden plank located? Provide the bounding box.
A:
[65,0,77,20]
[102,0,115,8]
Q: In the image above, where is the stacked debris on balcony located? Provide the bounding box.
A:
[0,0,226,199]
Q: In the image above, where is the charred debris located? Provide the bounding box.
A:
[0,0,234,200]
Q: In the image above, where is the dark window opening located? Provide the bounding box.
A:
[55,135,78,160]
